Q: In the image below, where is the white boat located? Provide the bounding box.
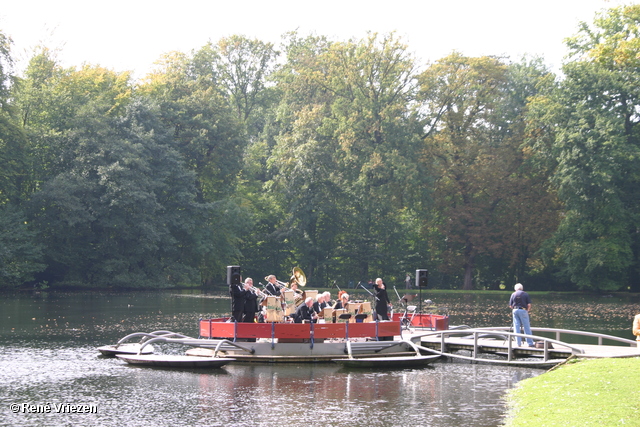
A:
[116,354,235,368]
[97,343,154,357]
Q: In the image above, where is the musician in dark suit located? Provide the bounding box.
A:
[265,275,281,297]
[230,280,247,322]
[374,278,391,320]
[294,297,316,323]
[243,278,259,323]
[322,291,333,308]
[312,293,326,314]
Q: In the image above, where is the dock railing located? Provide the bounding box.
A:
[412,326,636,366]
[475,326,637,347]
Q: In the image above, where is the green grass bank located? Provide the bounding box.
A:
[503,357,640,426]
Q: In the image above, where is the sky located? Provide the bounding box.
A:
[0,0,630,79]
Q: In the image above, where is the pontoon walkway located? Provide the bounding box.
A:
[415,326,638,367]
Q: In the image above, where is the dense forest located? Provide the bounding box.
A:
[0,6,639,292]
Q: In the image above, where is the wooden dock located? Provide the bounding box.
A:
[412,327,639,367]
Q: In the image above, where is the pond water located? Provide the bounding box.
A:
[1,289,637,427]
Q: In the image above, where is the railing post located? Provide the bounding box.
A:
[310,321,314,350]
[233,320,237,343]
[473,332,479,360]
[271,322,275,349]
[543,341,549,361]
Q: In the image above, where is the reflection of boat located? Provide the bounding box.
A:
[102,312,449,367]
[332,355,440,368]
[116,354,235,368]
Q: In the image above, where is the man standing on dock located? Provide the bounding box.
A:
[509,283,535,347]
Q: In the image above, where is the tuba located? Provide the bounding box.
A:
[289,267,307,288]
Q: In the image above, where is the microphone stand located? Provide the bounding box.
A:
[360,283,380,301]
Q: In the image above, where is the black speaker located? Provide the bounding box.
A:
[227,265,241,285]
[416,269,428,288]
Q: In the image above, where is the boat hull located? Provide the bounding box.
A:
[185,339,417,363]
[116,354,235,368]
[97,343,154,357]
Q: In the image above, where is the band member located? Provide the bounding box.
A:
[333,293,349,310]
[294,297,316,323]
[313,293,326,315]
[230,279,247,322]
[323,291,333,307]
[265,275,281,297]
[374,278,391,320]
[290,281,303,294]
[243,278,259,323]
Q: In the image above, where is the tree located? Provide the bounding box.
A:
[13,48,133,194]
[268,32,423,284]
[0,31,44,288]
[0,31,28,206]
[0,205,44,288]
[538,5,640,291]
[140,47,253,282]
[417,54,560,290]
[28,99,207,288]
[213,35,279,126]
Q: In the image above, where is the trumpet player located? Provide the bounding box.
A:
[230,277,247,322]
[243,278,259,323]
[265,275,282,297]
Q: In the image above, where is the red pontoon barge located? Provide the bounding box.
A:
[101,313,448,365]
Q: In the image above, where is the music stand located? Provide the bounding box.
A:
[354,313,368,323]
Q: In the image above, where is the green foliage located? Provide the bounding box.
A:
[27,99,207,288]
[0,7,638,291]
[266,32,424,284]
[0,204,44,287]
[0,29,14,105]
[539,5,640,291]
[418,54,559,290]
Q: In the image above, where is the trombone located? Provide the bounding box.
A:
[264,275,288,289]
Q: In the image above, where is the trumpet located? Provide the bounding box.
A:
[246,285,267,298]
